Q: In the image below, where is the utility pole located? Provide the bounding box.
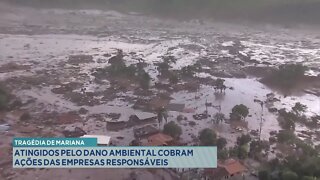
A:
[254,99,264,141]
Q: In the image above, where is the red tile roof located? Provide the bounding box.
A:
[146,133,173,146]
[218,159,247,175]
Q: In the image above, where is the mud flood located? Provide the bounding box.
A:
[1,2,320,180]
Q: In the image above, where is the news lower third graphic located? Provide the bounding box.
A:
[13,138,217,168]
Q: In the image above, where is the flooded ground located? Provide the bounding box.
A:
[0,2,320,180]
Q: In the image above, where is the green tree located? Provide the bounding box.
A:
[282,170,298,180]
[238,145,248,159]
[250,140,270,157]
[163,121,182,139]
[181,65,195,77]
[213,112,225,124]
[292,102,307,115]
[229,145,248,159]
[264,64,307,88]
[0,87,8,110]
[139,72,151,90]
[237,134,251,146]
[199,128,217,146]
[301,176,315,180]
[277,130,295,143]
[168,72,179,84]
[217,137,227,150]
[230,104,249,120]
[258,170,270,180]
[215,78,226,93]
[157,61,170,76]
[218,149,229,160]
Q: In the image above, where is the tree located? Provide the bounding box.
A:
[199,128,217,146]
[218,149,228,160]
[292,102,307,115]
[181,65,195,77]
[0,87,8,110]
[168,72,179,84]
[249,140,270,157]
[277,130,295,143]
[213,112,225,124]
[163,121,182,139]
[217,137,227,150]
[301,177,315,180]
[258,170,270,180]
[278,109,297,130]
[230,104,249,121]
[215,78,226,93]
[238,145,248,159]
[139,72,151,90]
[157,107,168,126]
[157,61,170,76]
[229,145,248,159]
[282,170,298,180]
[237,134,251,146]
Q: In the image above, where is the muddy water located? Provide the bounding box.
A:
[1,7,320,147]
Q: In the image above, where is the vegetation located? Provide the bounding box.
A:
[168,72,179,84]
[292,102,307,115]
[157,107,168,125]
[213,112,225,124]
[0,87,8,110]
[226,134,252,160]
[259,125,320,180]
[277,103,318,130]
[249,140,270,159]
[199,128,217,146]
[217,149,229,160]
[230,104,249,121]
[217,137,227,150]
[277,130,295,143]
[237,134,251,146]
[278,109,297,130]
[229,144,248,159]
[139,72,151,90]
[163,121,182,139]
[262,64,308,89]
[181,65,195,77]
[214,78,226,93]
[157,61,170,77]
[94,51,151,90]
